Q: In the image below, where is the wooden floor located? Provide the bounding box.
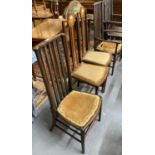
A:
[32,59,122,155]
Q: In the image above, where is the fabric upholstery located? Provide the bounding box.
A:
[82,51,112,66]
[97,41,122,54]
[72,63,109,86]
[57,90,100,128]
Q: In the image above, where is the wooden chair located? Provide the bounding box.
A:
[76,7,112,67]
[94,1,122,75]
[102,0,122,40]
[63,14,110,95]
[32,0,54,26]
[33,33,103,153]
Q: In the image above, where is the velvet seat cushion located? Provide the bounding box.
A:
[82,51,112,66]
[72,63,109,86]
[57,90,101,128]
[97,41,122,54]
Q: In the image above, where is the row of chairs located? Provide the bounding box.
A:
[33,1,122,154]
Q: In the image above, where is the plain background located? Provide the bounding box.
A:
[0,0,155,154]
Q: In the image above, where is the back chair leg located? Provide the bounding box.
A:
[81,130,85,154]
[111,55,116,75]
[95,87,98,95]
[77,81,80,87]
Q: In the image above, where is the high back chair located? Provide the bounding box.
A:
[104,0,122,40]
[33,33,103,153]
[94,1,122,75]
[63,13,110,95]
[75,7,112,68]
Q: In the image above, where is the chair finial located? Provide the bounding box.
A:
[68,15,75,27]
[80,7,85,17]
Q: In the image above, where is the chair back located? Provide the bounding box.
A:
[63,7,89,63]
[33,33,72,111]
[94,1,105,47]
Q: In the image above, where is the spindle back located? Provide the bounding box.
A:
[33,33,72,111]
[94,1,105,47]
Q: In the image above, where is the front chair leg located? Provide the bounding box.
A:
[50,111,56,131]
[98,101,102,121]
[50,119,55,131]
[119,51,122,61]
[101,79,107,93]
[81,130,85,154]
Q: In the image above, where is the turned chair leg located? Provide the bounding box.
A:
[81,130,85,154]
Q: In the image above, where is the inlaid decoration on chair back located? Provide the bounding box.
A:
[33,33,72,111]
[94,1,105,47]
[76,7,89,61]
[62,7,89,70]
[67,15,79,70]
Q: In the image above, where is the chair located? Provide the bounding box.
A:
[94,1,122,75]
[63,14,110,95]
[32,0,54,26]
[33,33,103,153]
[102,0,122,40]
[76,7,112,67]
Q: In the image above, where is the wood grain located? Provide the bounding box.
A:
[32,19,62,41]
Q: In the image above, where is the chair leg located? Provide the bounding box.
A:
[119,51,122,61]
[77,81,80,87]
[98,103,102,121]
[50,119,55,131]
[101,79,107,93]
[50,111,56,131]
[111,55,116,75]
[95,87,98,95]
[81,130,85,154]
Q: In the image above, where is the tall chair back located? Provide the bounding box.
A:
[94,1,105,47]
[33,33,72,115]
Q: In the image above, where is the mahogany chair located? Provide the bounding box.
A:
[33,33,103,153]
[63,14,110,95]
[94,1,122,75]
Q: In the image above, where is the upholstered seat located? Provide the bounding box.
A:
[97,41,122,54]
[72,63,109,86]
[82,51,112,66]
[57,90,101,128]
